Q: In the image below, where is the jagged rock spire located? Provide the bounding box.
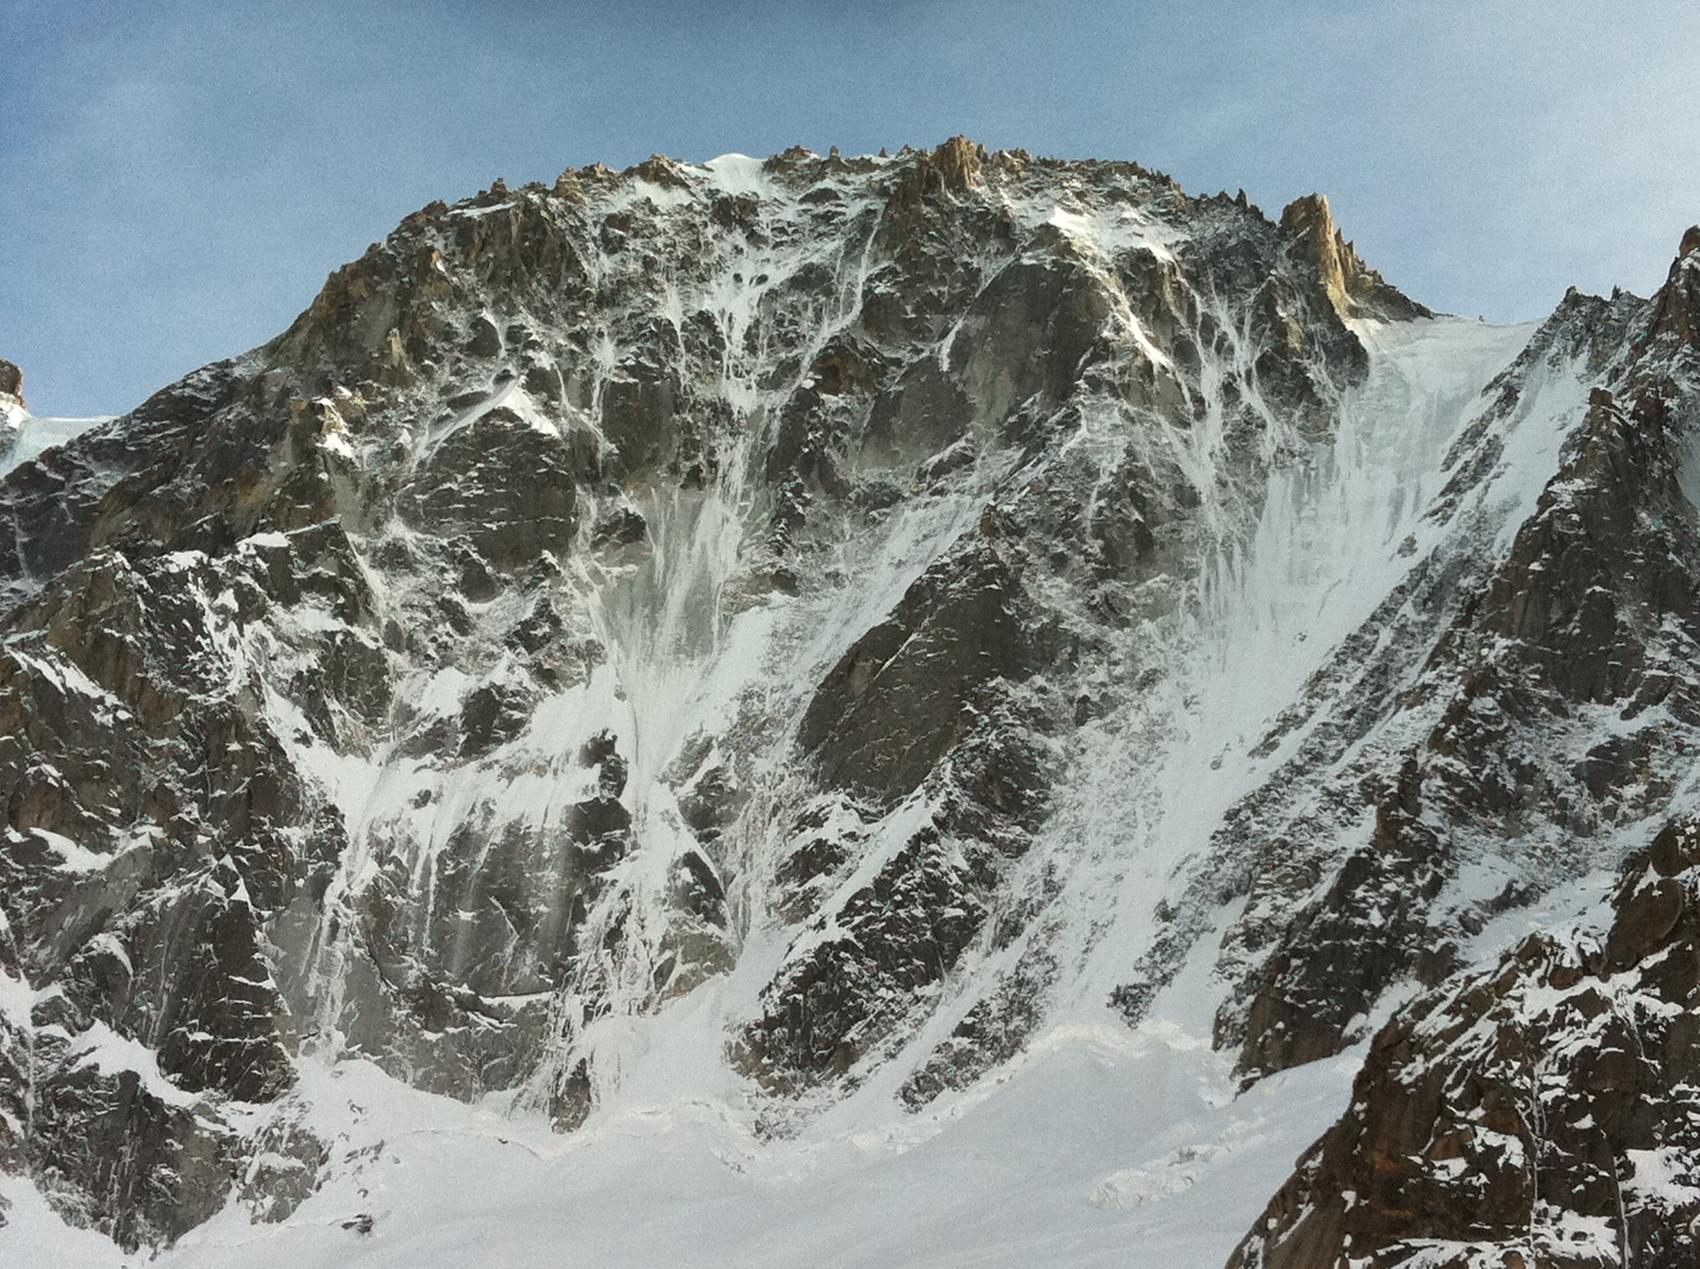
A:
[1279,192,1431,321]
[891,134,988,206]
[1650,223,1700,347]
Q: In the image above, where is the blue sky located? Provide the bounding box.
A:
[4,0,1699,415]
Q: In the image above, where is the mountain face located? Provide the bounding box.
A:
[2,138,1699,1264]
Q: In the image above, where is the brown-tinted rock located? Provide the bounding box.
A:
[1231,817,1700,1267]
[1279,192,1432,321]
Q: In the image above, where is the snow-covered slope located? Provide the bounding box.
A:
[2,144,1699,1265]
[0,360,110,480]
[0,413,112,481]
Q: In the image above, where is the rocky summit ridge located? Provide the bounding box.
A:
[2,137,1700,1265]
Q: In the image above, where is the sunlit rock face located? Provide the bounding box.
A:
[3,138,1700,1258]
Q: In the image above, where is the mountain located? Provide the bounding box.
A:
[2,139,1698,1267]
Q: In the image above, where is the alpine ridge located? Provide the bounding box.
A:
[2,138,1699,1267]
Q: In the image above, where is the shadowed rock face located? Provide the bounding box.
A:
[799,536,1034,803]
[26,1063,236,1250]
[1650,225,1700,348]
[401,404,580,570]
[1230,818,1700,1269]
[3,141,1700,1255]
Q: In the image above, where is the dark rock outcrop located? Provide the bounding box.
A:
[1231,818,1700,1268]
[0,358,22,406]
[799,537,1034,802]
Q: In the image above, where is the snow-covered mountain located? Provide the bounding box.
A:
[3,141,1699,1267]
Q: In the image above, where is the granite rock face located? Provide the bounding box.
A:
[3,144,1700,1256]
[1230,818,1700,1268]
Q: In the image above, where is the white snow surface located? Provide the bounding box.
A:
[0,403,111,477]
[142,1025,1359,1269]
